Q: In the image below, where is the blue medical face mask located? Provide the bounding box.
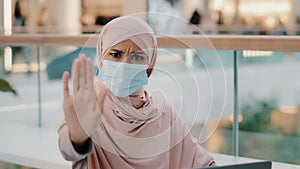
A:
[97,60,148,97]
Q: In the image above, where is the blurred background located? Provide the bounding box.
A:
[1,0,300,35]
[1,0,300,168]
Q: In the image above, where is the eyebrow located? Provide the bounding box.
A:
[110,49,146,55]
[131,51,146,55]
[111,49,123,53]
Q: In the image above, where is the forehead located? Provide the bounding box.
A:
[110,39,141,51]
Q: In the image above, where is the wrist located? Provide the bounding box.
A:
[69,127,89,144]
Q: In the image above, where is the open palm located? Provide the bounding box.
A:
[62,55,102,144]
[72,54,101,137]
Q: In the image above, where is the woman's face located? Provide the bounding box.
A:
[102,39,148,65]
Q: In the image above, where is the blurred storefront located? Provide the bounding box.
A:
[1,0,300,35]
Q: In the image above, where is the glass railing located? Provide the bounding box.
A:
[0,35,300,167]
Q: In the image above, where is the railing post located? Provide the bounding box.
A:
[233,50,239,156]
[37,46,42,127]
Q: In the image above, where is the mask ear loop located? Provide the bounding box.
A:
[142,48,152,77]
[95,68,99,76]
[96,58,104,76]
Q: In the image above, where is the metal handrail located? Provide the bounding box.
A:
[0,34,300,52]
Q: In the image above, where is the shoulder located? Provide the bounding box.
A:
[161,102,183,124]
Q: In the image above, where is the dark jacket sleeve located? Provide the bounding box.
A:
[58,121,93,162]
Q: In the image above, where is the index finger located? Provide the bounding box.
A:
[86,58,95,88]
[71,59,77,77]
[73,58,81,92]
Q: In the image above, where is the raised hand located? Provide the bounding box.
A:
[72,54,101,139]
[63,59,88,144]
[62,54,103,144]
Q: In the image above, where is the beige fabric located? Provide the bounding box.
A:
[58,81,215,168]
[58,16,215,169]
[97,15,157,77]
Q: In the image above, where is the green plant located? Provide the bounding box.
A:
[0,48,17,95]
[225,99,278,133]
[239,99,277,132]
[0,78,17,95]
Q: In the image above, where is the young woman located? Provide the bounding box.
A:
[58,15,215,169]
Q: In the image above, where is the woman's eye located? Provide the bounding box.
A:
[131,54,145,61]
[110,52,121,58]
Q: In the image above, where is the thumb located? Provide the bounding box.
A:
[62,71,70,98]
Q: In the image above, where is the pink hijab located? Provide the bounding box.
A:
[95,15,163,124]
[61,16,214,169]
[97,15,157,77]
